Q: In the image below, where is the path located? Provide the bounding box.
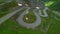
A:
[0,7,24,24]
[38,7,48,17]
[16,8,41,29]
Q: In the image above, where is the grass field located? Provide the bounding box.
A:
[0,18,44,34]
[23,10,36,23]
[0,0,60,34]
[0,9,60,34]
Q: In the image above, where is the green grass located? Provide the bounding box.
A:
[47,20,60,34]
[40,10,60,34]
[23,10,36,23]
[0,0,60,34]
[0,10,12,18]
[0,18,44,34]
[0,11,60,34]
[0,9,60,34]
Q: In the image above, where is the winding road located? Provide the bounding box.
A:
[38,7,48,17]
[16,8,41,29]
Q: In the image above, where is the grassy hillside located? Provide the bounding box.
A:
[0,0,60,34]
